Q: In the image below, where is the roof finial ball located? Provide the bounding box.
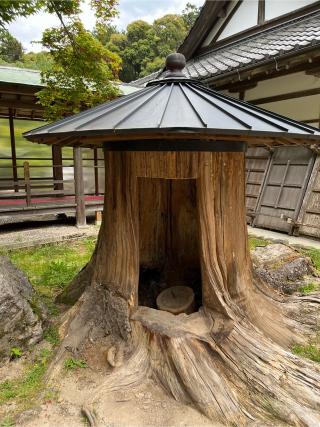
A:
[165,52,186,77]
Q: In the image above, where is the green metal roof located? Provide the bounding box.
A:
[0,66,42,86]
[0,65,138,95]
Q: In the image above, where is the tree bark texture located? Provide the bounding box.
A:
[56,150,320,426]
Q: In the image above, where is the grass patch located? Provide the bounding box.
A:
[64,358,87,370]
[43,325,60,347]
[248,237,269,250]
[1,238,96,314]
[0,417,15,427]
[10,347,22,360]
[299,248,320,272]
[0,348,52,407]
[298,282,319,295]
[292,344,320,363]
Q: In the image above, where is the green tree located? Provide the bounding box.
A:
[38,19,121,121]
[118,20,158,81]
[0,1,81,28]
[153,14,187,58]
[93,23,118,46]
[22,51,54,72]
[0,29,23,62]
[140,56,164,78]
[181,2,201,29]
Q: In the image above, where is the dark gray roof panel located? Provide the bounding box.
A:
[132,11,320,87]
[24,76,320,146]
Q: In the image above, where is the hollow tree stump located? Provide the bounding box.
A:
[55,149,320,426]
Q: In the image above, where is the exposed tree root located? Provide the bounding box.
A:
[49,282,320,427]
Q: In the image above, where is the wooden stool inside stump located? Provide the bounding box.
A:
[156,286,195,315]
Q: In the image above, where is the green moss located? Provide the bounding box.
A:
[298,282,319,295]
[292,344,320,363]
[64,358,87,370]
[248,237,269,250]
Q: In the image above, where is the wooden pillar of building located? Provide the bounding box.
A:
[9,109,18,192]
[52,146,64,193]
[73,146,86,227]
[93,148,102,225]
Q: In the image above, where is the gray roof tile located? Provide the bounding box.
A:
[132,11,320,87]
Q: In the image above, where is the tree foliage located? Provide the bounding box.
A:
[181,2,201,28]
[101,4,201,82]
[0,0,201,114]
[0,1,80,28]
[0,1,121,121]
[38,19,121,121]
[0,29,23,62]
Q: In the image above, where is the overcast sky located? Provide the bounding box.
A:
[8,0,204,53]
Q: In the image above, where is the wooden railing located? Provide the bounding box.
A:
[0,148,104,226]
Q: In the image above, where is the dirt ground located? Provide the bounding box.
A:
[20,369,216,427]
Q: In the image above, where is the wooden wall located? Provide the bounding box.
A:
[229,70,320,238]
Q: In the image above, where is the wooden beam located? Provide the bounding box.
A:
[209,1,242,47]
[73,146,86,227]
[178,1,229,60]
[93,148,99,195]
[302,118,320,124]
[9,109,19,192]
[249,87,320,105]
[52,146,64,193]
[23,161,31,206]
[0,99,44,110]
[258,0,265,25]
[0,82,42,96]
[0,111,44,120]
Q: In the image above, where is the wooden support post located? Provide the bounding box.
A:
[93,148,100,225]
[95,211,102,225]
[258,0,265,25]
[73,146,86,228]
[23,161,31,207]
[93,148,99,195]
[52,145,64,193]
[9,109,18,192]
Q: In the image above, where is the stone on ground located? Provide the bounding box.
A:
[252,243,315,294]
[0,256,43,359]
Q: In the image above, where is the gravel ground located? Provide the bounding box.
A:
[0,216,99,250]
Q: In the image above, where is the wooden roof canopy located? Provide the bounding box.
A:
[24,53,320,151]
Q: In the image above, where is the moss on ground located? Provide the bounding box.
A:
[248,237,269,250]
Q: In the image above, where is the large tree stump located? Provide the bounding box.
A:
[55,150,320,426]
